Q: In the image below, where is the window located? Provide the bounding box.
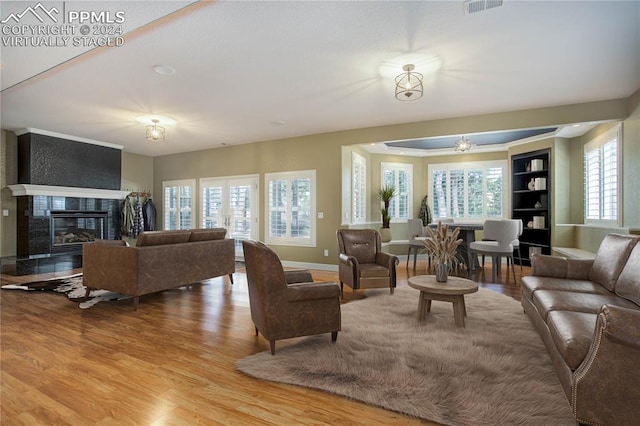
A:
[584,125,621,225]
[265,170,316,246]
[352,152,367,224]
[381,162,413,222]
[429,160,506,220]
[163,179,195,230]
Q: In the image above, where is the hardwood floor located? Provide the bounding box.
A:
[1,261,528,425]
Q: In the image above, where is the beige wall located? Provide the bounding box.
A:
[0,130,18,257]
[2,94,638,261]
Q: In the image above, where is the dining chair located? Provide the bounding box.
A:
[469,219,520,285]
[482,219,524,272]
[407,218,427,273]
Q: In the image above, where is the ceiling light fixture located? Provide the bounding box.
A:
[395,64,423,101]
[454,136,472,152]
[145,119,165,141]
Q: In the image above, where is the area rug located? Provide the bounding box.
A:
[236,287,574,426]
[1,274,130,309]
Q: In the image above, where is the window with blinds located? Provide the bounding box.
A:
[584,125,620,225]
[163,179,195,230]
[352,152,367,224]
[265,170,316,246]
[428,160,506,220]
[381,162,413,222]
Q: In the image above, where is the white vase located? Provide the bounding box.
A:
[380,227,392,242]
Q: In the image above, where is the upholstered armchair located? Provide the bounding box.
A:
[336,229,399,297]
[241,240,341,355]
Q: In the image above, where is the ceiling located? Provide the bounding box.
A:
[1,0,639,157]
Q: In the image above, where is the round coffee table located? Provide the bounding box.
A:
[408,275,479,328]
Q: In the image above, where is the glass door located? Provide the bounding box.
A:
[201,175,258,257]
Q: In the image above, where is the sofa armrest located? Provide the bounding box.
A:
[286,281,341,302]
[82,243,138,295]
[375,252,399,269]
[339,253,358,267]
[284,269,313,284]
[572,304,640,425]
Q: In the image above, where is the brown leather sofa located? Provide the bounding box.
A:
[521,233,640,425]
[83,229,235,310]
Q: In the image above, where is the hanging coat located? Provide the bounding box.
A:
[121,196,135,237]
[133,197,144,238]
[143,198,157,231]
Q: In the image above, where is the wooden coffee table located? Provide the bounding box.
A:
[408,275,479,328]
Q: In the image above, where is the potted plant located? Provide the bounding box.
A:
[420,221,463,282]
[377,184,396,242]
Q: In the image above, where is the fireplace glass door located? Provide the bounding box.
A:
[51,211,108,252]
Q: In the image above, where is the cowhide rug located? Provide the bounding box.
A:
[1,274,129,309]
[236,287,574,426]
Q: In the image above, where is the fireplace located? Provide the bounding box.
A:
[51,211,108,253]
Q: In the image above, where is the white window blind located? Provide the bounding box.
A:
[163,179,195,230]
[352,152,367,224]
[584,125,620,224]
[381,162,413,222]
[428,160,506,220]
[265,170,316,246]
[202,184,223,228]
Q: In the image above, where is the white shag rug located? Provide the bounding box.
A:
[236,287,574,426]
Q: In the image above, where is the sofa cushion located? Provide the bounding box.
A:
[136,230,191,247]
[615,242,640,306]
[521,276,611,301]
[532,290,637,321]
[359,263,390,278]
[546,310,597,370]
[189,228,227,242]
[589,234,639,291]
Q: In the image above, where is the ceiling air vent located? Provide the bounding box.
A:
[464,0,504,15]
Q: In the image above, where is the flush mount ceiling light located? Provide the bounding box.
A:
[153,64,176,76]
[454,136,472,152]
[395,64,423,101]
[145,119,165,142]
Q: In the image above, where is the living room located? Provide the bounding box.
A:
[1,1,639,424]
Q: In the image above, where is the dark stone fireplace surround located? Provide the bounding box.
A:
[8,130,125,275]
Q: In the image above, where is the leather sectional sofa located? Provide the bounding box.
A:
[521,233,640,425]
[83,228,235,310]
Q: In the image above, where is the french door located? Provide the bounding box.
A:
[200,175,259,257]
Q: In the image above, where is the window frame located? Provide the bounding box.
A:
[380,162,413,223]
[583,124,622,226]
[162,179,196,230]
[351,152,367,224]
[428,160,507,221]
[264,170,317,247]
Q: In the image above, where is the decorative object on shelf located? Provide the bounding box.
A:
[454,136,472,152]
[534,201,542,209]
[530,246,542,257]
[531,159,544,171]
[377,184,396,242]
[145,119,165,141]
[527,221,534,228]
[526,162,531,172]
[533,216,545,229]
[395,64,423,101]
[534,177,547,190]
[528,178,536,191]
[420,221,463,282]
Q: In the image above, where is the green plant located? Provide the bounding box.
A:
[421,222,464,272]
[377,184,396,228]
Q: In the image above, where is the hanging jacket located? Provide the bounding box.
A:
[418,195,433,226]
[143,198,157,231]
[133,196,144,238]
[121,196,135,237]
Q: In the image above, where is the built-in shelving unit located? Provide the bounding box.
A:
[511,149,551,266]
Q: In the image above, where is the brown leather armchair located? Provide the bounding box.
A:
[242,240,341,355]
[337,229,399,297]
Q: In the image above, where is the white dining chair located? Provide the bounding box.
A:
[469,219,520,285]
[407,218,427,273]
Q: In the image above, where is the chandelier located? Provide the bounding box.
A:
[145,119,165,141]
[454,136,472,152]
[395,64,423,101]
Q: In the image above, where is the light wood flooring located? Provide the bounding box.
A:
[1,260,528,425]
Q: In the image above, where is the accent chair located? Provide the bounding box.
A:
[242,239,341,355]
[469,219,520,285]
[337,229,399,297]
